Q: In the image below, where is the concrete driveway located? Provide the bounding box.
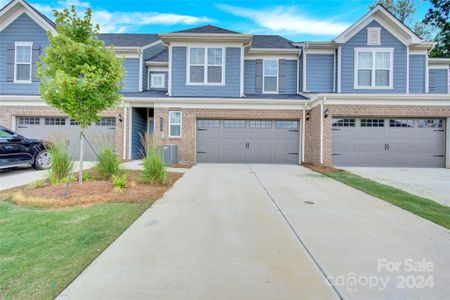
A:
[59,164,450,300]
[0,162,95,191]
[343,167,450,206]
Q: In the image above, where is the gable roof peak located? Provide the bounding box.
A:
[172,24,241,34]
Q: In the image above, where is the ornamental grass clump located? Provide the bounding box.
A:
[140,133,167,185]
[48,139,74,184]
[96,145,123,179]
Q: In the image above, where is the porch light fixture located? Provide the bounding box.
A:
[306,111,311,121]
[117,113,123,122]
[324,109,330,118]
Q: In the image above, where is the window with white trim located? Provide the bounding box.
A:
[263,59,278,93]
[169,111,182,137]
[150,73,165,88]
[14,42,32,83]
[355,49,393,88]
[188,47,223,84]
[367,27,381,45]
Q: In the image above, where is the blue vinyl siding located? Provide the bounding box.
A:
[306,54,334,92]
[122,58,140,92]
[340,20,407,93]
[244,60,256,94]
[142,42,165,91]
[171,46,241,97]
[429,69,448,94]
[0,13,48,95]
[280,59,297,94]
[409,55,425,93]
[131,107,147,159]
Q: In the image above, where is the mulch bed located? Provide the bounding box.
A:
[302,162,342,173]
[0,170,182,208]
[169,163,193,169]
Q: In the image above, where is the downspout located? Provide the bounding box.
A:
[241,41,251,97]
[296,50,301,94]
[122,105,127,159]
[302,103,306,163]
[138,48,143,92]
[163,41,172,96]
[320,96,326,165]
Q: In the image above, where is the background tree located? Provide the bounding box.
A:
[369,0,433,40]
[38,6,124,183]
[423,0,450,58]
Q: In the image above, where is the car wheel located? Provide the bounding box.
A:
[33,150,52,170]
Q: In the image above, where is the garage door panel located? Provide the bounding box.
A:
[16,116,116,161]
[196,119,299,164]
[332,118,445,168]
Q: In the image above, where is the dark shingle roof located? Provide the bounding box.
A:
[148,49,168,62]
[172,25,241,34]
[252,35,296,49]
[99,33,160,47]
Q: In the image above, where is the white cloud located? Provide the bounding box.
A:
[219,4,349,36]
[30,0,211,33]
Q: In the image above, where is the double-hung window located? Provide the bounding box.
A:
[188,47,223,84]
[14,42,33,83]
[263,59,278,93]
[355,48,393,89]
[169,111,182,137]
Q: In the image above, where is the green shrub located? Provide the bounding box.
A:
[28,179,45,189]
[112,173,127,191]
[48,139,73,185]
[82,170,95,182]
[96,145,122,178]
[140,133,167,184]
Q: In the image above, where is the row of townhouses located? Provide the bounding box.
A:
[1,0,450,168]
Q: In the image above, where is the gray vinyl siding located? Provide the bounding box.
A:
[429,68,449,94]
[122,58,140,92]
[244,59,297,95]
[131,107,147,159]
[0,13,48,95]
[148,71,168,91]
[171,47,241,97]
[244,60,256,94]
[306,54,334,92]
[341,20,407,93]
[142,42,165,91]
[409,55,426,93]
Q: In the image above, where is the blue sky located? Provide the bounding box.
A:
[2,0,432,41]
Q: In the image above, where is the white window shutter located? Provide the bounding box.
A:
[367,28,381,45]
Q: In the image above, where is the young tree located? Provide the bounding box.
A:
[38,6,124,183]
[423,0,450,58]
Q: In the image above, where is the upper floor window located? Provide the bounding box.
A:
[14,42,32,83]
[263,59,278,93]
[150,73,166,88]
[188,47,224,85]
[355,48,393,89]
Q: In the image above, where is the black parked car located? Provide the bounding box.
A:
[0,126,51,170]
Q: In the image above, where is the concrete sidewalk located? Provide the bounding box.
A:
[58,164,450,300]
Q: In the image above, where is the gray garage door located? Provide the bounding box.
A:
[16,116,116,161]
[196,119,300,164]
[332,118,446,167]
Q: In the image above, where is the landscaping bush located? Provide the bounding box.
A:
[96,145,122,178]
[82,170,95,182]
[140,133,167,184]
[112,173,127,192]
[28,179,45,189]
[48,139,74,184]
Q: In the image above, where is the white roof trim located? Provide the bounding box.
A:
[0,0,56,34]
[334,5,422,45]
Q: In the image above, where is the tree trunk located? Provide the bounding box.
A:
[79,129,84,184]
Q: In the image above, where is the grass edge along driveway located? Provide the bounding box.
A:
[0,200,153,300]
[321,170,450,229]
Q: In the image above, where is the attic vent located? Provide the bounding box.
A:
[367,27,381,45]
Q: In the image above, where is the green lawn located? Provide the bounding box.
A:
[0,201,153,300]
[323,170,450,229]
